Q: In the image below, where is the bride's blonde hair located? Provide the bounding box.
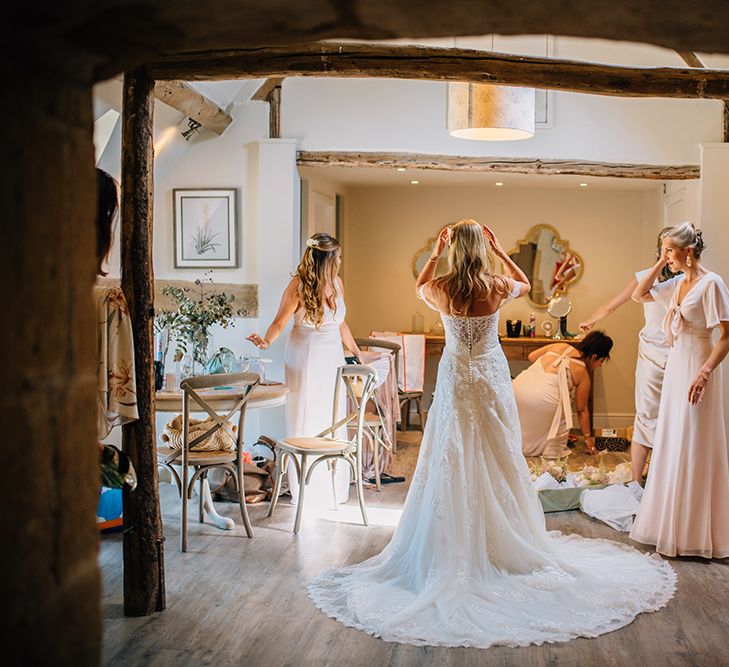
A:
[295,233,340,327]
[432,219,509,316]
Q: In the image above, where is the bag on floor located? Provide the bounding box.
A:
[210,436,278,504]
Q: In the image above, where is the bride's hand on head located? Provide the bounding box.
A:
[246,334,270,350]
[482,225,505,256]
[434,226,451,256]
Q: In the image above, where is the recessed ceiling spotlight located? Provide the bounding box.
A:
[397,167,406,172]
[495,182,504,187]
[410,180,420,185]
[579,182,589,187]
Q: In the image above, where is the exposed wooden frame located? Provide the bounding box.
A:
[121,67,166,617]
[267,85,281,139]
[676,50,729,142]
[148,42,729,100]
[251,77,284,101]
[96,276,259,316]
[251,78,284,139]
[154,80,233,135]
[297,151,700,180]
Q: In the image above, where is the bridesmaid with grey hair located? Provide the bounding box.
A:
[630,222,729,558]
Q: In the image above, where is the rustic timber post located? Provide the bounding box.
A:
[121,67,166,616]
[3,71,102,666]
[267,84,282,138]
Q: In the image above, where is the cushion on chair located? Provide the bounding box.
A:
[281,437,351,452]
[157,445,236,465]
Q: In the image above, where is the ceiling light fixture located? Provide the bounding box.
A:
[579,182,588,187]
[495,182,504,187]
[447,36,535,141]
[410,180,420,185]
[397,167,406,172]
[447,84,535,141]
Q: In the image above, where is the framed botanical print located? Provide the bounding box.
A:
[173,188,238,268]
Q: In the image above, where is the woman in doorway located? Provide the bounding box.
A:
[247,233,361,506]
[630,222,729,558]
[512,332,612,459]
[579,227,678,483]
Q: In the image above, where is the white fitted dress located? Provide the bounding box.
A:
[284,290,350,505]
[632,269,676,448]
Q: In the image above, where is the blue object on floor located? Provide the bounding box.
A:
[97,486,123,532]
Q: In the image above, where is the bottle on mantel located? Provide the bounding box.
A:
[529,312,536,337]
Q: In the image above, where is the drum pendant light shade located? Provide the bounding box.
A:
[447,83,535,141]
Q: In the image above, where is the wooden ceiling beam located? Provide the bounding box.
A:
[296,151,700,180]
[676,51,705,69]
[148,42,729,100]
[153,80,233,135]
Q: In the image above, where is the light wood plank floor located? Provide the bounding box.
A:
[101,433,729,666]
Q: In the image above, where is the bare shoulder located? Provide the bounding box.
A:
[570,358,589,380]
[283,277,300,299]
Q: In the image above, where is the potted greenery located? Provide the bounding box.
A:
[155,275,247,377]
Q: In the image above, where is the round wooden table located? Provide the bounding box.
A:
[155,382,288,412]
[155,382,288,531]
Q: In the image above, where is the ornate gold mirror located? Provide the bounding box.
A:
[507,224,583,308]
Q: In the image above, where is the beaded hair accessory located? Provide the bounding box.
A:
[306,238,320,249]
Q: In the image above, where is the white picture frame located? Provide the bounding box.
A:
[173,188,237,268]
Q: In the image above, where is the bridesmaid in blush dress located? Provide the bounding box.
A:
[630,222,729,558]
[248,233,362,507]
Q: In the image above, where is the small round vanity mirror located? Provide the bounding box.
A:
[546,295,572,319]
[547,296,572,339]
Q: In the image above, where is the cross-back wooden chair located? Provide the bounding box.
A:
[267,365,377,534]
[157,372,260,551]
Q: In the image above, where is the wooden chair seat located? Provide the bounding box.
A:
[157,445,235,465]
[281,437,351,453]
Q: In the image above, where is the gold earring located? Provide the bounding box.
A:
[687,255,693,268]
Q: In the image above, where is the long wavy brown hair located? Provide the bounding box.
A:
[295,233,340,327]
[432,219,510,316]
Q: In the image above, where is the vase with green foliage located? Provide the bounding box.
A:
[154,275,247,377]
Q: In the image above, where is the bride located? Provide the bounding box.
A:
[308,220,675,648]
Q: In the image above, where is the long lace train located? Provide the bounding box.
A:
[309,311,676,648]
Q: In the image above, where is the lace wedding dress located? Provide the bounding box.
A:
[308,307,676,648]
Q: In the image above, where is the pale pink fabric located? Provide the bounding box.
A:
[358,350,398,478]
[630,271,729,558]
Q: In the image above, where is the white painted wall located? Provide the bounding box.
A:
[698,144,729,431]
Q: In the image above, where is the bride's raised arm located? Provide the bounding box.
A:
[415,226,451,309]
[482,225,530,298]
